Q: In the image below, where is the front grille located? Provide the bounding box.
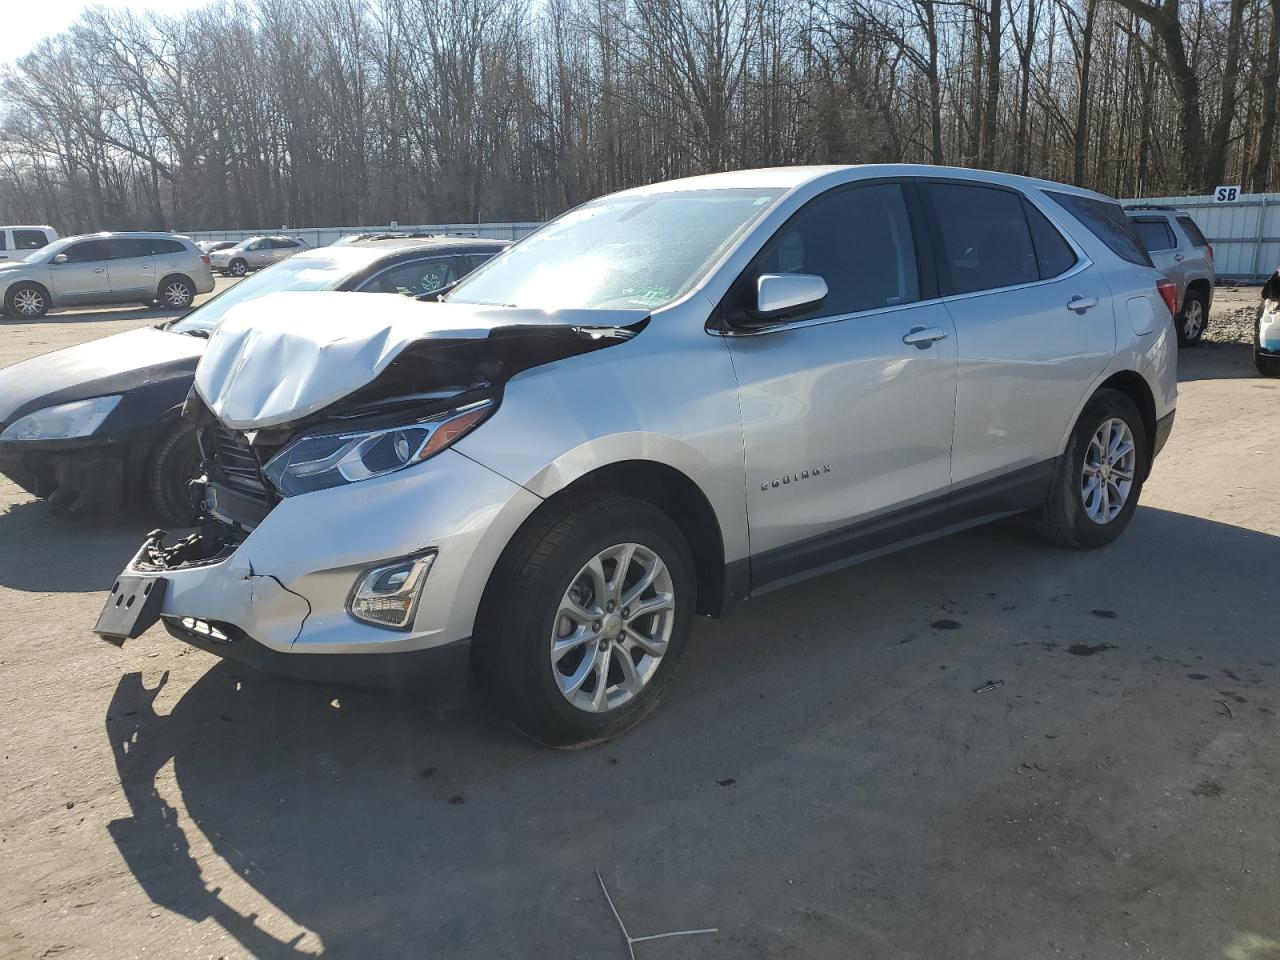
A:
[209,423,270,496]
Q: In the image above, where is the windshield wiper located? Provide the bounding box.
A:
[178,328,210,339]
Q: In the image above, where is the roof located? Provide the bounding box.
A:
[610,164,1116,204]
[343,236,510,253]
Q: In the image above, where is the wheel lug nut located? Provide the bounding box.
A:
[621,607,630,618]
[592,620,602,632]
[606,600,615,612]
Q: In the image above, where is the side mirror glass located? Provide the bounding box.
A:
[51,253,69,264]
[750,273,827,323]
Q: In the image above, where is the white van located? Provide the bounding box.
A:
[0,226,59,261]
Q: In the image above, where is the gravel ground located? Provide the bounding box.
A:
[1,283,1278,960]
[1204,284,1265,345]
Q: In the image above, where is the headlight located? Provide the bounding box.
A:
[1,395,121,442]
[262,400,494,497]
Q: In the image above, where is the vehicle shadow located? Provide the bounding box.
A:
[104,505,1280,958]
[0,496,154,593]
[1180,340,1262,381]
[12,304,189,325]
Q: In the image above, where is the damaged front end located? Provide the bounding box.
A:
[95,293,648,671]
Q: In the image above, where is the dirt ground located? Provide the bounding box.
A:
[1,286,1278,960]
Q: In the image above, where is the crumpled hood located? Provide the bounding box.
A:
[0,325,203,424]
[195,291,648,430]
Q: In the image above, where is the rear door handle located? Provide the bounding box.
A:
[902,326,949,348]
[1174,254,1184,261]
[1067,295,1098,313]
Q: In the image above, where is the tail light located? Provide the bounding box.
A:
[1206,244,1214,267]
[200,255,211,265]
[1156,279,1178,315]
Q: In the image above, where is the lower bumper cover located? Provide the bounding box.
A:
[162,616,471,706]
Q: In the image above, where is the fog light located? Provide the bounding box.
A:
[348,551,436,630]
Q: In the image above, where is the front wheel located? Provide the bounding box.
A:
[5,282,49,318]
[1176,289,1208,346]
[146,422,203,526]
[1038,389,1148,549]
[473,494,695,748]
[228,259,248,277]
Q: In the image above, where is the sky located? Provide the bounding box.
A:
[1,0,215,67]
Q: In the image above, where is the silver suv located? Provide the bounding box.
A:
[97,166,1178,747]
[0,232,214,318]
[1125,205,1215,346]
[208,235,310,276]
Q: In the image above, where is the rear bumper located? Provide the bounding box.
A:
[1153,409,1175,460]
[163,615,471,706]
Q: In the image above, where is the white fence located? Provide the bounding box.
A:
[181,221,543,247]
[1121,192,1280,282]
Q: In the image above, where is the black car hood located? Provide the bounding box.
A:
[0,325,204,425]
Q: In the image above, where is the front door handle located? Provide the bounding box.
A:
[902,326,949,348]
[1174,254,1184,261]
[93,268,107,274]
[1067,295,1098,313]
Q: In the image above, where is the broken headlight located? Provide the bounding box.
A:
[1,395,121,442]
[262,400,494,497]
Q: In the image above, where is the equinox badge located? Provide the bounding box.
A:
[762,465,832,491]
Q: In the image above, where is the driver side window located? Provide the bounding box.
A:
[750,183,921,322]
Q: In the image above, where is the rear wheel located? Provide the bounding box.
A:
[473,494,695,748]
[146,421,203,526]
[158,276,196,310]
[1038,389,1148,549]
[1176,289,1208,346]
[5,282,49,318]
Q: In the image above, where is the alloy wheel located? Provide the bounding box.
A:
[230,261,247,276]
[550,542,675,713]
[164,282,192,307]
[13,288,44,317]
[1081,417,1136,524]
[1183,299,1204,340]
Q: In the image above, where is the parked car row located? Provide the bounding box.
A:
[75,164,1180,747]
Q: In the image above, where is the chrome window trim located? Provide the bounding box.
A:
[935,252,1095,306]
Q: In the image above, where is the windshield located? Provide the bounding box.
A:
[448,188,784,310]
[170,252,369,333]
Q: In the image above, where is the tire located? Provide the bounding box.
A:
[1254,303,1280,377]
[157,276,196,310]
[472,493,696,748]
[228,259,248,277]
[1176,288,1208,346]
[1038,389,1148,549]
[5,282,49,318]
[146,421,203,526]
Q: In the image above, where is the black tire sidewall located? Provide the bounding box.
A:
[1177,290,1207,346]
[147,422,202,526]
[6,283,48,318]
[476,496,695,747]
[1052,391,1148,548]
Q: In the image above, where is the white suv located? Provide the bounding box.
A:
[96,165,1178,747]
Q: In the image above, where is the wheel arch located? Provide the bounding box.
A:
[1093,370,1157,477]
[5,279,52,311]
[1184,277,1211,310]
[485,459,735,620]
[157,272,195,296]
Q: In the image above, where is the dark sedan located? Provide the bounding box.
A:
[0,236,509,523]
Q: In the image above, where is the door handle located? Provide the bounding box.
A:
[1174,254,1184,261]
[1067,295,1098,313]
[93,268,106,274]
[902,326,949,348]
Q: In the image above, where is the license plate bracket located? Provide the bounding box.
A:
[95,575,168,645]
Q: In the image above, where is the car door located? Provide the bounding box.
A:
[243,239,272,269]
[923,180,1114,513]
[1131,217,1183,301]
[102,238,157,298]
[48,238,114,302]
[269,238,302,265]
[722,180,958,587]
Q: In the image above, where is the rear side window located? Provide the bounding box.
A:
[13,229,48,250]
[106,238,151,259]
[1132,219,1176,252]
[928,182,1038,294]
[1177,216,1210,248]
[1023,201,1078,279]
[1046,191,1152,267]
[150,238,186,255]
[751,182,921,318]
[273,238,300,249]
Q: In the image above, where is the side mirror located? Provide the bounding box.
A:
[51,253,69,264]
[749,273,827,323]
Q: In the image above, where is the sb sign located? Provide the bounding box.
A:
[1214,185,1243,202]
